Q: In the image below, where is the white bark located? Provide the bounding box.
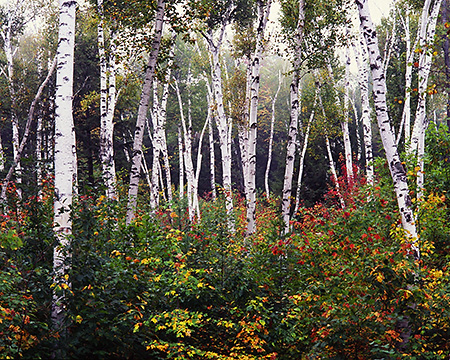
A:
[178,126,184,199]
[126,0,165,225]
[319,91,345,208]
[293,85,318,214]
[0,7,21,195]
[326,61,353,183]
[150,41,174,207]
[265,69,282,199]
[1,56,57,202]
[52,0,76,334]
[207,83,216,201]
[203,11,234,229]
[245,0,272,235]
[175,79,196,221]
[397,10,414,145]
[356,0,418,246]
[343,45,354,181]
[409,0,442,196]
[352,29,374,185]
[282,0,305,234]
[98,0,117,199]
[193,111,210,220]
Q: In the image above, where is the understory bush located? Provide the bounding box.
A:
[1,136,449,359]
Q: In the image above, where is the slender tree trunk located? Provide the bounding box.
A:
[442,0,450,130]
[318,91,345,208]
[98,0,117,199]
[356,0,418,245]
[175,79,196,221]
[326,61,353,183]
[352,29,374,185]
[126,0,165,225]
[204,15,234,229]
[246,0,272,235]
[398,11,414,144]
[193,112,210,220]
[52,0,76,344]
[293,85,318,214]
[410,0,443,196]
[1,13,21,197]
[178,125,184,199]
[282,0,305,234]
[1,56,57,203]
[265,69,282,199]
[343,45,354,181]
[207,100,216,200]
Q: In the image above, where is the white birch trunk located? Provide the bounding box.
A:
[397,11,414,145]
[293,86,318,214]
[319,91,345,208]
[1,56,57,202]
[282,0,305,234]
[178,126,184,199]
[245,0,272,235]
[343,45,354,181]
[193,112,210,220]
[52,0,76,335]
[175,79,196,221]
[326,61,353,182]
[356,0,418,246]
[126,0,165,225]
[265,69,282,199]
[150,41,174,207]
[98,0,117,199]
[352,29,374,185]
[204,18,234,228]
[1,11,21,196]
[208,102,217,201]
[410,0,442,196]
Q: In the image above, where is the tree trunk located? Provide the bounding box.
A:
[352,29,374,185]
[319,91,345,208]
[282,0,305,234]
[265,69,282,199]
[126,0,165,225]
[246,0,272,235]
[204,16,234,229]
[444,0,450,131]
[98,0,117,199]
[1,56,57,203]
[175,79,196,221]
[52,0,76,341]
[1,11,21,197]
[410,0,443,196]
[356,0,418,245]
[293,86,318,214]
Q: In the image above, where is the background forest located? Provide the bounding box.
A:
[1,0,450,359]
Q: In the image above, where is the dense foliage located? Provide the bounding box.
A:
[0,125,449,359]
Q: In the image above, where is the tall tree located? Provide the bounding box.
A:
[126,0,165,225]
[97,0,117,199]
[52,0,77,341]
[355,0,418,250]
[280,0,305,233]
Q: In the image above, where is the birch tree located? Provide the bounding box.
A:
[52,0,76,338]
[265,69,282,199]
[409,0,443,196]
[0,1,30,197]
[97,0,117,199]
[200,3,236,228]
[352,28,373,185]
[126,0,165,225]
[280,0,305,234]
[355,0,418,247]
